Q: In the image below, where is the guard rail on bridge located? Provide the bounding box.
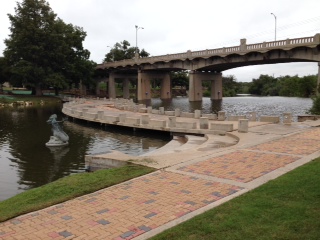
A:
[97,34,320,69]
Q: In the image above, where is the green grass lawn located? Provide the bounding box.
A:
[0,165,154,222]
[1,157,320,239]
[151,158,320,240]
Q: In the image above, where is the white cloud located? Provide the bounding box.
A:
[1,0,319,82]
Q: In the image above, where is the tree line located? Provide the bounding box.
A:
[247,74,317,97]
[163,73,318,98]
[0,0,150,96]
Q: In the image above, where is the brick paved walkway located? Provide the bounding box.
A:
[1,128,320,239]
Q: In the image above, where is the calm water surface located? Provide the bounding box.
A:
[0,104,169,201]
[0,96,312,201]
[152,96,312,121]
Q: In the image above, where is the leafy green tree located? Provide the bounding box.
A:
[249,74,278,96]
[4,0,95,95]
[223,75,239,97]
[0,57,11,85]
[298,75,317,97]
[309,95,320,114]
[171,71,189,89]
[104,40,149,62]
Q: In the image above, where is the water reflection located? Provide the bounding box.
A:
[65,120,170,156]
[210,100,223,113]
[0,105,169,201]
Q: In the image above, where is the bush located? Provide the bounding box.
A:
[308,95,320,115]
[203,90,210,97]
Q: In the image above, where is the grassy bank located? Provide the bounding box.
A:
[0,165,154,222]
[2,157,319,239]
[0,94,61,105]
[152,158,320,240]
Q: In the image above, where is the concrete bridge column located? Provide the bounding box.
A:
[137,70,151,101]
[317,62,320,96]
[123,78,130,99]
[108,72,116,99]
[189,71,203,102]
[160,73,172,99]
[211,73,223,100]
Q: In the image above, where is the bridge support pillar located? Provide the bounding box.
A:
[160,73,171,99]
[137,70,151,101]
[123,78,130,99]
[189,71,203,101]
[211,73,223,100]
[317,62,320,96]
[108,73,116,99]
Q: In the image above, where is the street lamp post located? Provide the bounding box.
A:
[135,25,144,57]
[271,13,277,41]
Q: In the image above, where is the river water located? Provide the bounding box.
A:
[0,96,313,201]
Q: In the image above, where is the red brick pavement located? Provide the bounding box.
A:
[1,128,320,239]
[0,172,242,240]
[178,150,300,182]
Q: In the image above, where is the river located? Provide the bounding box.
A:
[0,96,313,201]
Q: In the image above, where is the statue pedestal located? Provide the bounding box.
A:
[46,136,68,147]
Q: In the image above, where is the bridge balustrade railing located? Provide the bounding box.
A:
[99,34,319,68]
[288,36,314,44]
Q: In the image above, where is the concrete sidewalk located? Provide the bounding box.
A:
[1,120,320,239]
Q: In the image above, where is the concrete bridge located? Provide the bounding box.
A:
[96,33,320,102]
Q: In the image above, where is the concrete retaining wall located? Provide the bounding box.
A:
[180,112,195,118]
[260,116,280,123]
[83,112,97,120]
[202,114,217,120]
[125,117,140,125]
[210,123,233,132]
[104,115,120,123]
[74,110,82,117]
[228,115,246,121]
[176,121,197,129]
[149,119,167,128]
[151,109,159,114]
[165,111,175,116]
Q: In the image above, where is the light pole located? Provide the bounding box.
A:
[271,13,277,41]
[135,25,144,57]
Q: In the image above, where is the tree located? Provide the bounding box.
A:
[171,71,189,89]
[248,74,278,96]
[4,0,95,95]
[0,57,11,85]
[309,95,320,115]
[104,40,150,62]
[223,75,239,97]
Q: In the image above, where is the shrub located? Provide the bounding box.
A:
[308,95,320,115]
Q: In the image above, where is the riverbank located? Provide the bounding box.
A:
[0,165,154,222]
[0,94,62,106]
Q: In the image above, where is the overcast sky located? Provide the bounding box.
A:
[1,0,320,82]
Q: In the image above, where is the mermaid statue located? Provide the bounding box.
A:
[46,114,69,146]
